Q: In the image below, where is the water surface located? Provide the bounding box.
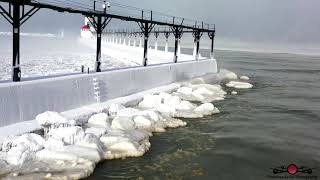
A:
[87,49,320,180]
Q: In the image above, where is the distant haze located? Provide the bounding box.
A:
[0,0,319,54]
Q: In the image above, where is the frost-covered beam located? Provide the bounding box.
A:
[208,27,216,59]
[87,16,111,72]
[138,22,155,66]
[164,32,170,52]
[193,30,203,61]
[171,26,183,63]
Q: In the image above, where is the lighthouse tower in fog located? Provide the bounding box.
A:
[81,17,94,38]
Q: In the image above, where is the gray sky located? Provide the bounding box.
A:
[1,0,319,52]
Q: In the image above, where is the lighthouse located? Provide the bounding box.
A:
[81,17,94,38]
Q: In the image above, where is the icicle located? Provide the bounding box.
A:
[165,40,168,52]
[193,41,197,57]
[178,39,181,56]
[155,39,158,51]
[139,38,142,48]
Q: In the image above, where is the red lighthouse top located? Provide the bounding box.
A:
[81,25,90,30]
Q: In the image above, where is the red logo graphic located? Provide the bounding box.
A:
[271,164,314,175]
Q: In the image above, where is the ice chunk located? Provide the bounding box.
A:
[231,91,238,95]
[63,145,102,162]
[85,127,107,138]
[191,91,205,101]
[6,144,34,166]
[164,96,181,106]
[176,101,196,111]
[193,87,214,96]
[111,116,136,130]
[117,108,142,118]
[155,104,176,117]
[1,136,18,152]
[87,113,110,128]
[48,126,85,145]
[44,137,65,150]
[108,104,125,118]
[76,134,103,152]
[226,81,253,89]
[36,111,75,127]
[225,71,238,80]
[133,116,152,129]
[13,133,45,152]
[159,92,172,102]
[177,87,193,95]
[36,149,79,162]
[142,110,163,122]
[195,103,220,116]
[138,94,162,109]
[240,76,250,80]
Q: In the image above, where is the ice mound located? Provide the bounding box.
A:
[174,84,226,103]
[108,103,125,118]
[87,113,110,128]
[226,81,253,89]
[195,103,220,116]
[138,92,220,119]
[111,116,136,130]
[100,129,151,159]
[1,136,19,152]
[85,127,107,138]
[7,144,34,166]
[138,94,162,109]
[133,116,153,129]
[36,111,76,127]
[225,71,238,80]
[36,111,76,138]
[48,126,85,145]
[240,76,250,80]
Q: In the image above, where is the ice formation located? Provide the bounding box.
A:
[0,70,253,179]
[240,75,250,80]
[231,91,238,95]
[226,81,253,89]
[225,71,238,80]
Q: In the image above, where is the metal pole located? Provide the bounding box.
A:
[196,32,200,61]
[143,23,149,66]
[96,16,102,72]
[12,2,21,82]
[173,28,178,63]
[210,36,214,59]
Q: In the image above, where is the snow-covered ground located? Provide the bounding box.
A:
[0,35,205,81]
[79,37,203,66]
[0,70,253,179]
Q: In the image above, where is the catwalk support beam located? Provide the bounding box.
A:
[154,31,159,51]
[192,30,203,61]
[138,22,155,66]
[208,29,216,59]
[87,16,111,72]
[164,32,170,52]
[171,26,183,63]
[0,2,40,81]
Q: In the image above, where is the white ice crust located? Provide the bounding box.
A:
[226,81,253,89]
[240,76,250,80]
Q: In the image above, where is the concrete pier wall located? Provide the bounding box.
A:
[0,59,217,127]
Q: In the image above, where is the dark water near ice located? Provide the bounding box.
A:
[86,49,320,180]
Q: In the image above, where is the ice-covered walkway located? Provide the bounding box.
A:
[79,38,203,66]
